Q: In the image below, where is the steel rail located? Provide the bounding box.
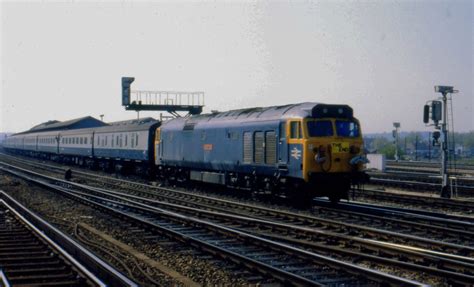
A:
[3,160,473,254]
[2,155,472,224]
[0,163,424,286]
[2,163,473,285]
[0,192,137,287]
[3,159,472,279]
[2,158,474,244]
[353,188,474,212]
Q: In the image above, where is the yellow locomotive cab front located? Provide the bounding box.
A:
[300,117,368,202]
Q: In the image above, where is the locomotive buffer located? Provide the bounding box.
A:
[122,77,204,118]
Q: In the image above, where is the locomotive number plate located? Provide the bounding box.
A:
[331,142,350,153]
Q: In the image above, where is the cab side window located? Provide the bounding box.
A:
[290,121,302,139]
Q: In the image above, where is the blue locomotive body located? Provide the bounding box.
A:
[157,118,284,176]
[154,102,367,201]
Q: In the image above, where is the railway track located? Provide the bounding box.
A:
[0,162,425,286]
[1,159,474,285]
[367,171,474,196]
[5,153,474,215]
[0,191,136,287]
[386,160,474,173]
[314,198,474,223]
[353,188,474,214]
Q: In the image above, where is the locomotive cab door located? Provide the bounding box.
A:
[278,122,288,165]
[154,128,162,165]
[286,120,304,178]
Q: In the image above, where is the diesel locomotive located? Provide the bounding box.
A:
[3,102,368,203]
[155,102,368,202]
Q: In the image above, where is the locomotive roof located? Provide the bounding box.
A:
[163,102,354,128]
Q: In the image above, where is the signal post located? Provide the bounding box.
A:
[423,85,458,198]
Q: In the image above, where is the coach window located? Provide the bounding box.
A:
[290,121,302,139]
[85,137,88,145]
[125,135,128,147]
[80,138,83,145]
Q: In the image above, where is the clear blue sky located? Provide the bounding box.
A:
[1,0,472,133]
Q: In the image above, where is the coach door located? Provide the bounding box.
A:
[55,134,60,154]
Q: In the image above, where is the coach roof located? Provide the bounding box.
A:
[16,116,107,135]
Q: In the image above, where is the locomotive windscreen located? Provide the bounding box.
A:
[312,104,353,119]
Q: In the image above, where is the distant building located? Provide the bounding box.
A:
[14,116,107,135]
